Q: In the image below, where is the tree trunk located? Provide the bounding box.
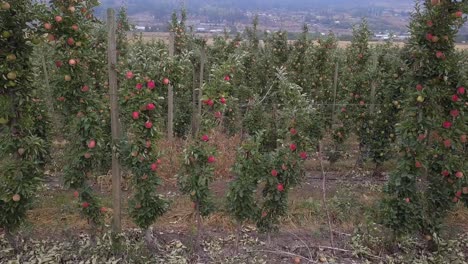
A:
[4,227,18,253]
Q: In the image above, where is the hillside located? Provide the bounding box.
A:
[98,0,414,16]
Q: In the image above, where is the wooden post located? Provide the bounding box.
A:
[167,32,175,140]
[191,66,197,138]
[196,45,205,135]
[369,51,378,114]
[107,8,122,234]
[167,32,175,141]
[331,61,339,127]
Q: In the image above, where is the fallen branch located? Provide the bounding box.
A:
[252,249,317,263]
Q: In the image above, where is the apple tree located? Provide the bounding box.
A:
[382,0,467,236]
[0,0,49,250]
[46,0,108,232]
[120,70,169,246]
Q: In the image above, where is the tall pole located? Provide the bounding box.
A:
[107,8,121,233]
[197,45,205,135]
[167,32,175,140]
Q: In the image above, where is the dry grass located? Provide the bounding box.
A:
[24,132,467,242]
[156,130,240,182]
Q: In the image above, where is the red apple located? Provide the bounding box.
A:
[135,83,143,90]
[55,61,63,68]
[47,34,55,42]
[443,139,451,148]
[150,163,158,171]
[290,128,297,135]
[163,78,170,85]
[214,111,222,119]
[450,109,459,117]
[84,152,92,159]
[67,37,75,46]
[71,24,79,31]
[436,51,445,60]
[455,11,463,18]
[224,75,230,81]
[277,183,284,192]
[457,87,465,95]
[68,6,75,13]
[441,170,450,177]
[442,121,452,129]
[207,156,216,163]
[68,59,77,66]
[100,207,107,213]
[147,81,155,89]
[404,197,410,203]
[82,202,89,208]
[461,134,467,143]
[271,169,278,177]
[455,171,463,178]
[87,139,96,149]
[126,71,134,79]
[145,121,153,129]
[417,134,426,141]
[201,135,209,142]
[289,143,297,151]
[132,111,139,120]
[416,84,423,91]
[426,33,433,41]
[220,97,226,104]
[426,20,433,27]
[55,16,63,23]
[73,191,79,198]
[146,103,156,111]
[452,94,459,102]
[44,22,52,30]
[299,152,308,160]
[415,161,422,168]
[81,85,89,92]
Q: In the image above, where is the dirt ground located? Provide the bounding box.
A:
[2,137,467,263]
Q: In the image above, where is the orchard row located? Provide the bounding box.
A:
[0,0,467,251]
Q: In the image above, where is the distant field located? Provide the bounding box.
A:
[130,32,468,50]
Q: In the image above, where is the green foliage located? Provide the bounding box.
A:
[120,71,169,230]
[47,0,106,226]
[382,1,467,236]
[0,0,48,234]
[226,133,265,223]
[178,138,217,217]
